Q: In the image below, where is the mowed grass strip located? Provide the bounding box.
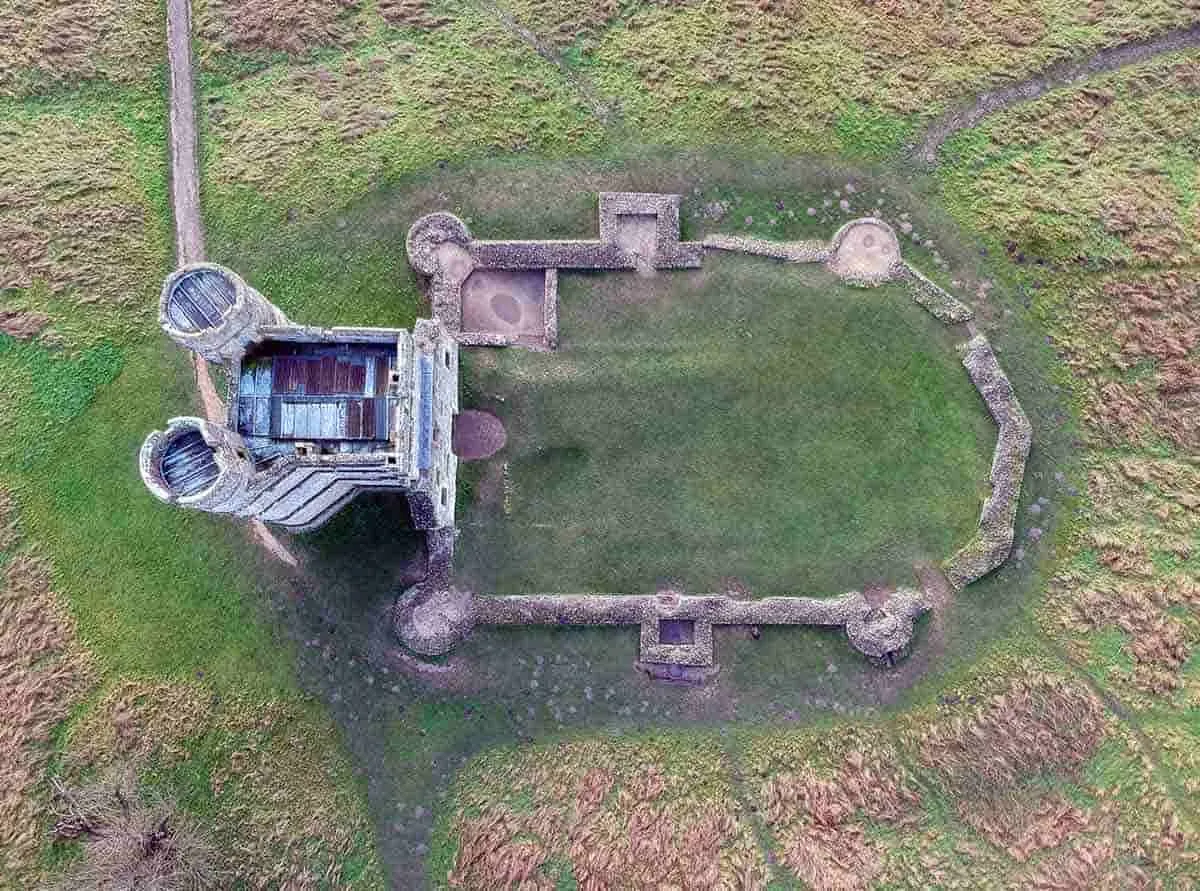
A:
[458,255,994,596]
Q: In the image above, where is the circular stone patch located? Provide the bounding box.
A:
[452,410,508,460]
[826,218,902,284]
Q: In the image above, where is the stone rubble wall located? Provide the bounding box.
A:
[406,193,704,350]
[701,234,829,263]
[945,335,1033,589]
[902,263,974,324]
[398,587,930,665]
[701,220,974,323]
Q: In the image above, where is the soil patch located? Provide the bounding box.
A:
[453,409,507,460]
[461,268,545,336]
[613,213,658,273]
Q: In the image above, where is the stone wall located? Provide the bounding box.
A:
[406,193,704,350]
[397,587,930,667]
[945,335,1033,588]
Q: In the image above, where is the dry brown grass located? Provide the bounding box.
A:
[759,746,920,890]
[1043,457,1199,700]
[197,0,360,56]
[580,0,1200,155]
[0,495,95,884]
[49,769,219,891]
[195,0,457,66]
[915,671,1106,794]
[444,661,1200,889]
[739,726,928,890]
[0,309,50,340]
[447,739,767,890]
[0,0,161,96]
[502,0,624,51]
[203,13,603,222]
[376,0,454,31]
[68,680,382,889]
[1052,272,1200,451]
[0,113,168,338]
[957,789,1097,862]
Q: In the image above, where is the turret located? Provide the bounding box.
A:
[139,417,255,515]
[159,263,288,364]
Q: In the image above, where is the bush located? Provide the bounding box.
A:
[49,769,219,891]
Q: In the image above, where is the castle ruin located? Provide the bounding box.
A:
[140,193,1030,674]
[140,263,459,534]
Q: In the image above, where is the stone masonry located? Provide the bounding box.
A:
[141,264,459,534]
[407,192,704,349]
[393,196,1032,674]
[139,194,1031,675]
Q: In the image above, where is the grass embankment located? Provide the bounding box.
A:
[0,6,383,887]
[460,257,991,596]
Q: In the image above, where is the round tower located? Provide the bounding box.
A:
[159,263,288,364]
[139,417,255,515]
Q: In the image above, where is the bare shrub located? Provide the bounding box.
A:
[67,679,383,887]
[49,769,219,891]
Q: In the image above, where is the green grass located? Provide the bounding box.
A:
[4,336,296,692]
[457,256,992,595]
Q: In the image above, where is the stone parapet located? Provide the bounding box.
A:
[160,263,289,364]
[139,416,255,513]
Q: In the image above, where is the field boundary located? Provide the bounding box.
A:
[913,23,1200,163]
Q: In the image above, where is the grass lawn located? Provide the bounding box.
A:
[457,255,994,596]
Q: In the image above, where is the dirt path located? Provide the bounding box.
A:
[471,0,618,126]
[166,0,204,266]
[164,0,298,568]
[913,24,1200,163]
[867,562,954,704]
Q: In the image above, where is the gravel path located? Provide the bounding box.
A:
[164,0,297,568]
[166,0,204,266]
[914,24,1200,164]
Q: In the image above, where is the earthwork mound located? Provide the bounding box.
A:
[452,410,507,460]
